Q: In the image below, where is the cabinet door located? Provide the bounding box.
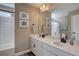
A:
[31,39,37,55]
[35,43,43,56]
[31,39,43,56]
[43,49,56,56]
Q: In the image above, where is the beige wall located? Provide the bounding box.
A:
[15,3,50,53]
[15,3,40,53]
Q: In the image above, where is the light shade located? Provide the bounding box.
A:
[40,4,49,12]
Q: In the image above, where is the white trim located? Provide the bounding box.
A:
[15,49,31,56]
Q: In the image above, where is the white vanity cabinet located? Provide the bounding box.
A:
[31,37,73,56]
[31,38,56,56]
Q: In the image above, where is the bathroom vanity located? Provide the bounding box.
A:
[30,34,79,56]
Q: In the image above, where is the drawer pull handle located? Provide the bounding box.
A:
[33,44,35,48]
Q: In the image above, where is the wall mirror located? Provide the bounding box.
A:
[50,16,68,38]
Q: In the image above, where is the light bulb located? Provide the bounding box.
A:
[40,4,49,12]
[42,5,45,8]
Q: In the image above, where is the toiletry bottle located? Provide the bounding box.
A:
[65,34,68,43]
[61,33,66,43]
[61,37,64,42]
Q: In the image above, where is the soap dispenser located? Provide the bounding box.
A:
[61,33,67,43]
[70,32,75,45]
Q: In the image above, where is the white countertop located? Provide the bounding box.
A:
[30,34,79,56]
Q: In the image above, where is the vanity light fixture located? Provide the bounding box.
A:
[40,4,49,12]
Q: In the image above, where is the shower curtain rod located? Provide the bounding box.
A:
[0,9,15,13]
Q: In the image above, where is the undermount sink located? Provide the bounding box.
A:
[53,42,70,47]
[53,41,79,50]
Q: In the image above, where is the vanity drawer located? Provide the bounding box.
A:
[43,43,73,56]
[43,48,56,56]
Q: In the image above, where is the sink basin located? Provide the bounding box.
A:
[53,42,70,47]
[53,41,79,50]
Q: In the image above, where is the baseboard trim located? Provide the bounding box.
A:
[0,43,14,51]
[15,49,31,56]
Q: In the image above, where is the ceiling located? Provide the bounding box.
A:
[28,3,56,12]
[28,3,44,8]
[28,3,56,8]
[28,3,79,18]
[0,3,79,18]
[28,3,79,12]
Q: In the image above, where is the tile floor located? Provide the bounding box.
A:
[0,48,35,56]
[0,48,15,56]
